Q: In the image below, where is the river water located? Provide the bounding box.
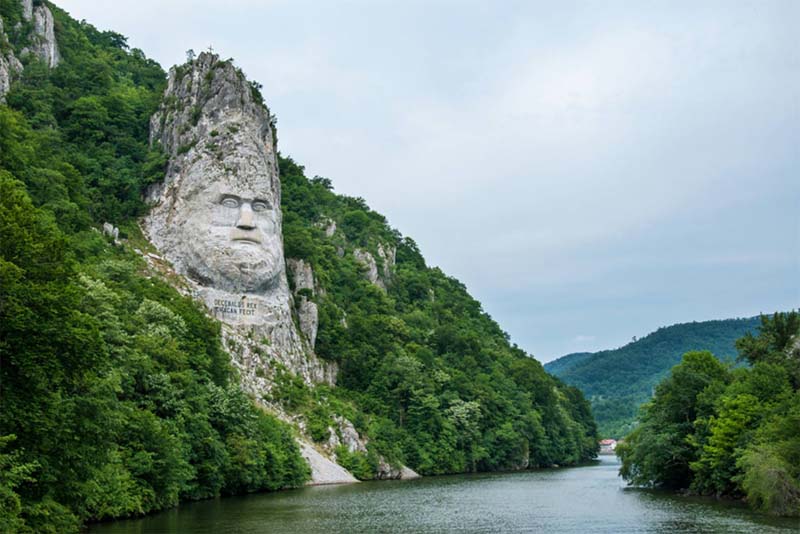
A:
[89,456,799,533]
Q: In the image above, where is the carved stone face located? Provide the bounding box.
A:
[177,179,283,292]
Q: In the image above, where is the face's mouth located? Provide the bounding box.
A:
[231,229,262,244]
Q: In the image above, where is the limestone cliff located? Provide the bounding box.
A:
[21,2,60,68]
[0,0,60,102]
[0,19,23,101]
[287,258,319,348]
[144,52,335,392]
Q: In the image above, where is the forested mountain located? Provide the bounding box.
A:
[0,2,597,532]
[619,312,800,517]
[545,317,761,437]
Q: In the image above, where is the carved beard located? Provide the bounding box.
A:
[185,238,283,293]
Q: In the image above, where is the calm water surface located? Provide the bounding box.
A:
[89,456,799,533]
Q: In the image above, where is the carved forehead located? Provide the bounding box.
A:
[178,161,278,201]
[199,183,276,202]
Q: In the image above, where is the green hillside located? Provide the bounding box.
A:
[0,2,596,532]
[618,312,800,516]
[541,352,593,377]
[545,317,761,437]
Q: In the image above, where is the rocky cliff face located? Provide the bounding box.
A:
[22,2,60,68]
[0,0,60,102]
[144,53,335,391]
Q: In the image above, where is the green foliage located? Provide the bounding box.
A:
[334,446,379,480]
[546,318,761,437]
[618,351,730,489]
[618,312,800,516]
[3,5,167,224]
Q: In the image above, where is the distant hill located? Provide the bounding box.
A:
[545,317,762,438]
[543,352,593,376]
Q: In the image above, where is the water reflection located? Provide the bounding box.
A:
[90,456,799,533]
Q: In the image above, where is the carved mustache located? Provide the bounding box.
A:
[230,228,262,244]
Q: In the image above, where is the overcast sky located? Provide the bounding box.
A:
[57,0,799,362]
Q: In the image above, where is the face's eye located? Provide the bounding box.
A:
[252,201,269,212]
[221,197,239,208]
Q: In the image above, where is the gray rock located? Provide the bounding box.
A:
[372,459,421,480]
[102,222,119,240]
[354,244,395,290]
[325,414,421,481]
[287,258,315,294]
[21,0,33,21]
[329,415,368,454]
[377,243,396,282]
[0,56,13,102]
[354,248,381,288]
[298,439,359,485]
[399,465,422,479]
[0,18,23,102]
[296,297,318,348]
[21,5,60,68]
[286,258,319,348]
[317,217,336,237]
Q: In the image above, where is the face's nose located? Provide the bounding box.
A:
[236,203,256,230]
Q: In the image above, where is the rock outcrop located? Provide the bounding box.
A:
[323,415,420,480]
[143,52,335,391]
[377,243,396,281]
[20,2,60,68]
[0,21,19,101]
[287,258,319,348]
[20,0,32,21]
[0,1,60,102]
[354,243,396,290]
[316,217,336,237]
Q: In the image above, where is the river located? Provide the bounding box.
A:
[89,456,799,533]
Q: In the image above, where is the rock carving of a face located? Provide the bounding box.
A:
[177,179,283,293]
[146,53,285,296]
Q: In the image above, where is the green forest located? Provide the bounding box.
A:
[618,312,800,517]
[545,318,760,437]
[0,2,597,532]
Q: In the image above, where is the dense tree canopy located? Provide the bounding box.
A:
[618,312,800,517]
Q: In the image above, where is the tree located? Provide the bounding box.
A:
[618,351,729,489]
